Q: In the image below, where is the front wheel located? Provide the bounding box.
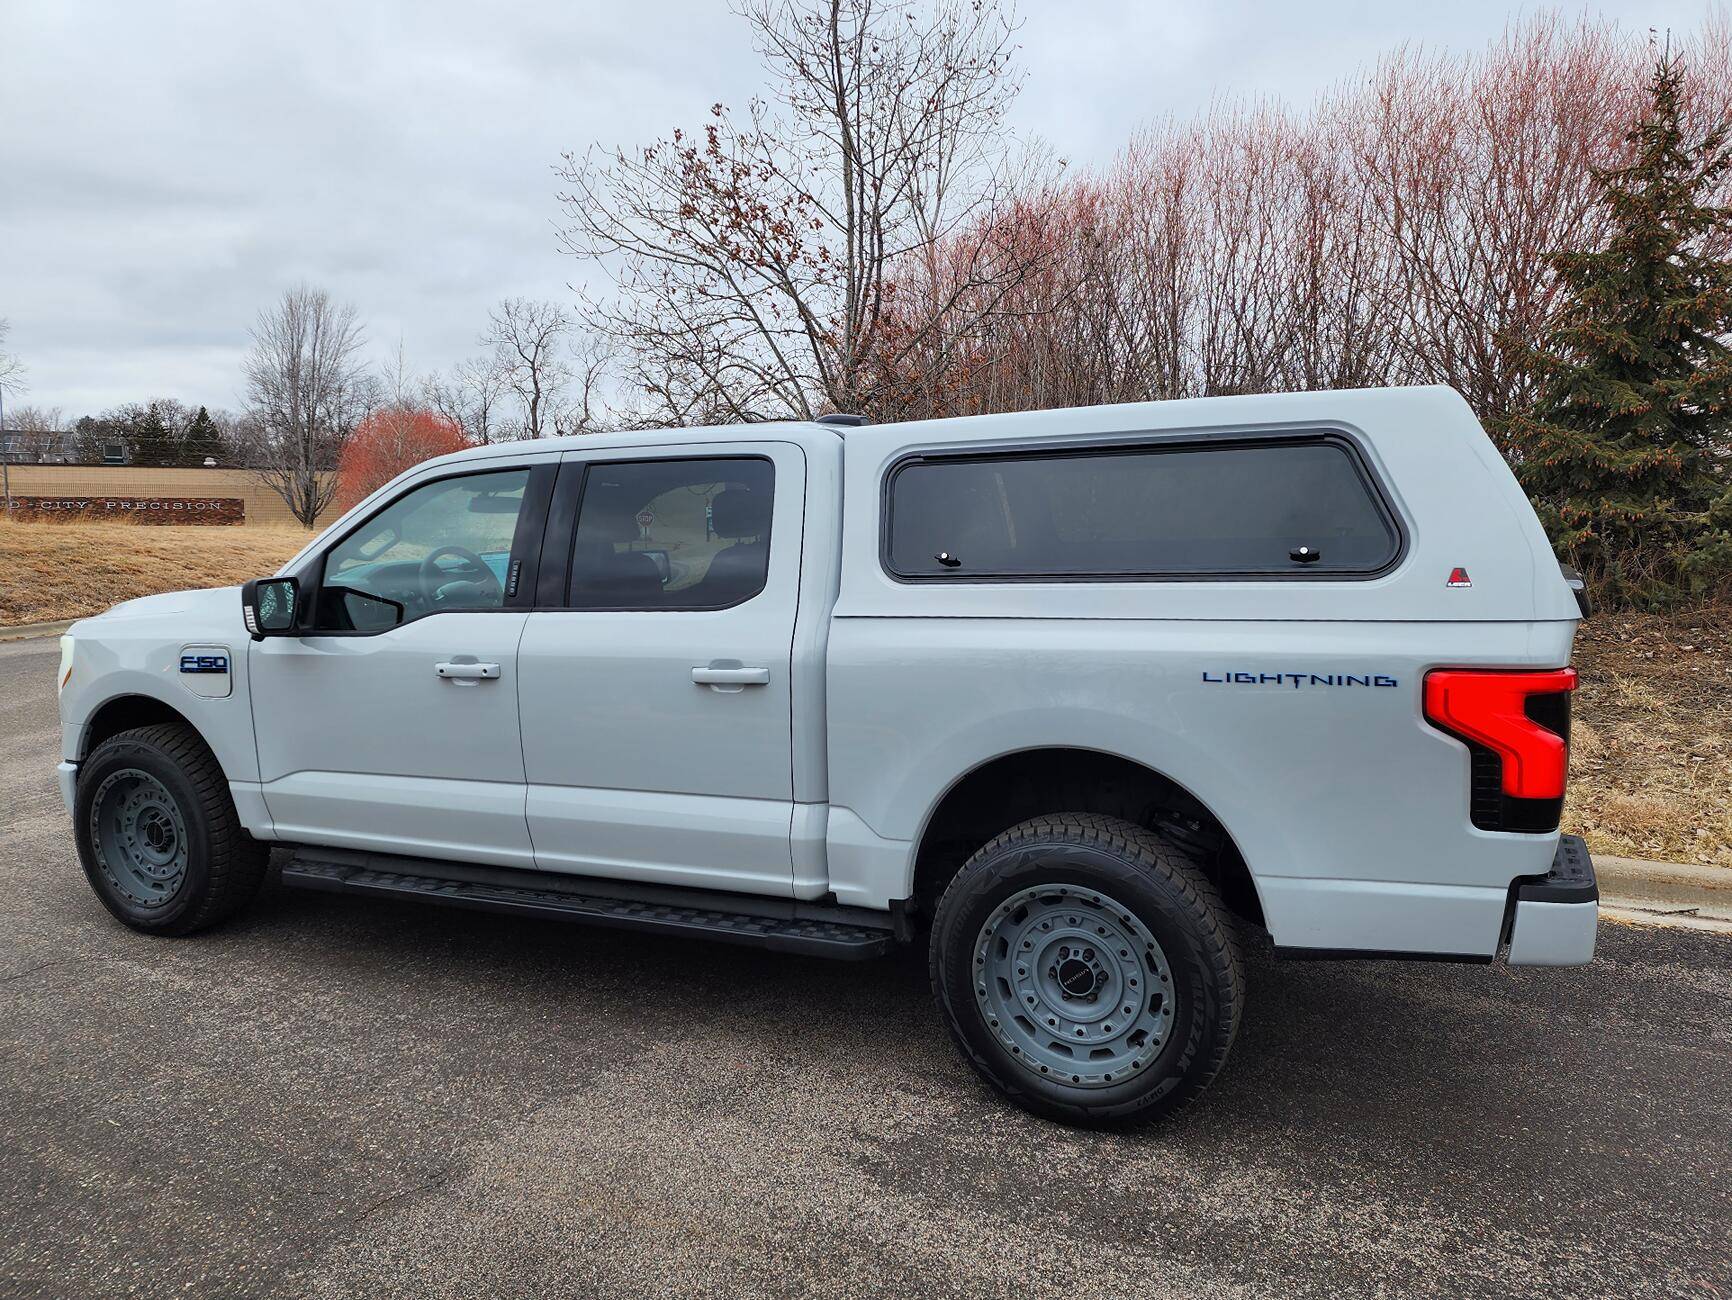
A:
[74,723,268,936]
[929,814,1244,1126]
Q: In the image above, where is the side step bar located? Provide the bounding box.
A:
[279,856,898,961]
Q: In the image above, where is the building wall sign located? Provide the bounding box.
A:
[4,496,246,524]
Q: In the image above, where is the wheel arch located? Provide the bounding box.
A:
[907,746,1266,931]
[80,693,206,763]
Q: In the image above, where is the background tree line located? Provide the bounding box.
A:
[560,2,1732,605]
[6,3,1729,604]
[0,290,596,522]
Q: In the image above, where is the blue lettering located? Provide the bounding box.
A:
[1200,668,1399,688]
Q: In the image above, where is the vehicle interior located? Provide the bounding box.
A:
[314,470,529,630]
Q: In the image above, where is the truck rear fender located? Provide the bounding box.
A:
[905,743,1266,930]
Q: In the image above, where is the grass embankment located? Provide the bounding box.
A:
[1565,606,1732,868]
[0,520,311,626]
[1,519,1726,866]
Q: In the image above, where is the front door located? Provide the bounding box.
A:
[517,444,803,895]
[250,462,552,867]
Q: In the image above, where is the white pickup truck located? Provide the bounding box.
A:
[56,386,1596,1124]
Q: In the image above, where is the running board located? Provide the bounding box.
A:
[279,857,897,960]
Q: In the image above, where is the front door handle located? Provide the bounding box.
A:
[692,664,770,688]
[436,661,501,683]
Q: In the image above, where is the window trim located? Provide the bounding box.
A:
[878,429,1408,585]
[295,462,556,636]
[547,453,778,613]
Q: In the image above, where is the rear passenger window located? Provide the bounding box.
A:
[885,438,1399,579]
[568,457,773,609]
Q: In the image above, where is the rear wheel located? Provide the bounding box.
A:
[74,723,267,935]
[929,813,1243,1126]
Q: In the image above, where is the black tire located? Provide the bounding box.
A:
[74,722,268,936]
[929,813,1244,1127]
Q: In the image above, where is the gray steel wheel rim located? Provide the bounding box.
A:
[89,768,189,909]
[973,884,1176,1089]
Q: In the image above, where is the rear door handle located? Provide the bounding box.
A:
[435,661,501,683]
[692,665,770,687]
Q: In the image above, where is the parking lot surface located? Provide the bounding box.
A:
[2,634,1728,1299]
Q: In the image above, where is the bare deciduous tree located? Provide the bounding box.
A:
[554,330,616,434]
[861,10,1732,450]
[3,405,64,462]
[0,319,24,399]
[482,298,571,439]
[358,341,446,477]
[212,409,269,468]
[556,0,1044,422]
[243,285,371,526]
[1345,15,1641,434]
[425,354,513,444]
[0,321,26,475]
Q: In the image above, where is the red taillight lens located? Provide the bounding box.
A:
[1423,668,1577,799]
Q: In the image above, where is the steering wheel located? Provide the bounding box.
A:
[418,545,502,607]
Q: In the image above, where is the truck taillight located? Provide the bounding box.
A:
[1424,668,1576,832]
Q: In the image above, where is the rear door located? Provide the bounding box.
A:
[517,442,804,895]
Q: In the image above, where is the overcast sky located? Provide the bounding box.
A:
[0,0,1712,418]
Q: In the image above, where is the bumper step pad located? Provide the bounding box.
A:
[1516,834,1599,904]
[280,858,895,960]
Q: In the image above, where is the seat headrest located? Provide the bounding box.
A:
[581,494,644,543]
[711,487,770,540]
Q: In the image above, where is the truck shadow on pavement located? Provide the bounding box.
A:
[240,866,1644,1147]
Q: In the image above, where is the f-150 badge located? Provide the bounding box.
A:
[178,644,233,699]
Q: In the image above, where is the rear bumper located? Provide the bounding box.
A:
[57,761,78,817]
[1506,835,1597,966]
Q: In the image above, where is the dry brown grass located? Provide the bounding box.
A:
[3,519,1726,866]
[1566,605,1732,868]
[0,519,311,626]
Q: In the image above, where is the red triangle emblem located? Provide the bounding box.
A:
[1447,567,1472,588]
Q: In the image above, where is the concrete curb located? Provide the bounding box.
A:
[1596,853,1731,926]
[0,619,75,643]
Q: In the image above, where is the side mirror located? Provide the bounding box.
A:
[241,576,300,639]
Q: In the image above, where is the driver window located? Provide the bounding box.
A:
[319,468,531,629]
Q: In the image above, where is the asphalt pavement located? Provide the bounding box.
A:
[1,634,1728,1300]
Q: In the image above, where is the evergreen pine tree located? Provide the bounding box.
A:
[181,405,223,465]
[1509,54,1732,606]
[114,402,173,466]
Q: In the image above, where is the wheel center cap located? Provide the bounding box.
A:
[1056,956,1098,999]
